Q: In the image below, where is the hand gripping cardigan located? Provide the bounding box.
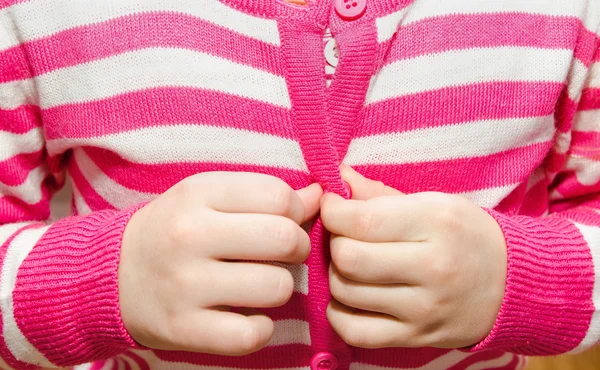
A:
[0,0,599,369]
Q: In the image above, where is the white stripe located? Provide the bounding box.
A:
[0,128,44,162]
[590,62,600,89]
[0,166,46,205]
[0,48,291,110]
[270,262,308,294]
[50,125,308,172]
[73,149,156,210]
[0,223,31,247]
[465,353,514,370]
[574,109,600,132]
[570,222,600,353]
[0,226,54,367]
[568,59,591,101]
[367,47,572,104]
[132,350,310,370]
[0,0,280,51]
[565,156,600,186]
[343,115,555,165]
[459,184,520,209]
[121,356,140,370]
[268,320,310,346]
[71,180,92,216]
[73,364,95,370]
[116,357,126,370]
[100,359,116,370]
[403,0,597,32]
[350,350,470,370]
[376,7,410,43]
[554,130,572,155]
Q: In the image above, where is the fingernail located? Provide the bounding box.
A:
[343,181,352,199]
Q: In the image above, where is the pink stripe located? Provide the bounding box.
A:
[83,147,311,194]
[0,0,30,10]
[381,14,596,66]
[0,106,42,134]
[519,180,549,217]
[89,360,109,370]
[43,88,294,140]
[67,158,115,211]
[496,181,528,214]
[553,173,600,204]
[360,82,562,136]
[0,12,282,83]
[554,88,577,134]
[579,87,600,111]
[155,344,312,367]
[122,353,149,370]
[556,205,600,226]
[260,292,308,321]
[353,347,451,368]
[0,224,41,370]
[0,150,44,187]
[446,351,507,370]
[497,356,521,370]
[571,131,600,149]
[353,142,551,194]
[0,195,50,224]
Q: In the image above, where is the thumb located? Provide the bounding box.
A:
[340,165,402,200]
[295,183,324,224]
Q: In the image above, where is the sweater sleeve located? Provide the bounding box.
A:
[0,82,139,368]
[472,44,600,355]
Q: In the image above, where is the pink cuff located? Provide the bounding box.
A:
[471,210,595,355]
[12,204,146,366]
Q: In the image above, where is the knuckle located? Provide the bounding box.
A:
[270,221,299,256]
[273,270,294,305]
[329,274,348,304]
[433,199,465,232]
[166,214,197,247]
[429,254,459,282]
[238,325,266,355]
[269,186,296,217]
[355,209,376,241]
[341,323,370,348]
[333,240,362,279]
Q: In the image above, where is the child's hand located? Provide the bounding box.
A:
[118,172,322,355]
[322,166,507,349]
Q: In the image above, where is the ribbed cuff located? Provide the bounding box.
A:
[471,210,595,355]
[11,204,145,366]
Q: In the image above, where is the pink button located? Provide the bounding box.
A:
[335,0,366,20]
[310,352,338,370]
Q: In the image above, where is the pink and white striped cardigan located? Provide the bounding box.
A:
[1,0,599,369]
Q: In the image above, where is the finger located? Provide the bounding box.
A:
[330,235,426,284]
[172,310,274,355]
[194,172,308,224]
[340,165,402,200]
[327,300,420,349]
[295,183,323,224]
[203,261,295,308]
[330,264,416,318]
[205,212,310,264]
[321,193,429,242]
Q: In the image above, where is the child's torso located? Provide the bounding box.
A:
[2,0,599,369]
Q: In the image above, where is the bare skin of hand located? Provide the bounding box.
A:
[119,172,322,356]
[322,165,507,349]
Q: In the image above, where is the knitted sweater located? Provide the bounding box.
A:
[1,0,599,369]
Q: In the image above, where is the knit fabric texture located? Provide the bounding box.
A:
[0,0,599,369]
